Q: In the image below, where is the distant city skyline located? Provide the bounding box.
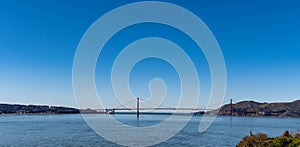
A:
[0,0,299,108]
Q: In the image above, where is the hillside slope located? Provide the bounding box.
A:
[209,100,300,117]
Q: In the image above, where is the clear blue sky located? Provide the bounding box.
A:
[0,0,299,108]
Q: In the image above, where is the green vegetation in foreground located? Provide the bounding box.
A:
[237,130,300,147]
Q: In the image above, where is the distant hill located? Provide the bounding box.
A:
[0,104,80,114]
[207,100,300,118]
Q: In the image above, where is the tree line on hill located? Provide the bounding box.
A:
[0,104,79,114]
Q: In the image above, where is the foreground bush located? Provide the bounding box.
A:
[237,130,300,147]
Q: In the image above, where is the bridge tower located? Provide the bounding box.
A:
[137,97,140,119]
[230,99,233,116]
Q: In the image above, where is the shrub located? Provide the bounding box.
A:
[269,137,293,147]
[282,130,292,138]
[237,134,268,147]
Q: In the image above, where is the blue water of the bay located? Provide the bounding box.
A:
[0,114,299,146]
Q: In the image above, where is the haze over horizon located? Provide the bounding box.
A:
[0,0,299,108]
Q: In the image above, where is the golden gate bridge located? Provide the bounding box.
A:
[90,98,234,119]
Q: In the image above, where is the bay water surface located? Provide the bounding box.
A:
[0,114,299,146]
